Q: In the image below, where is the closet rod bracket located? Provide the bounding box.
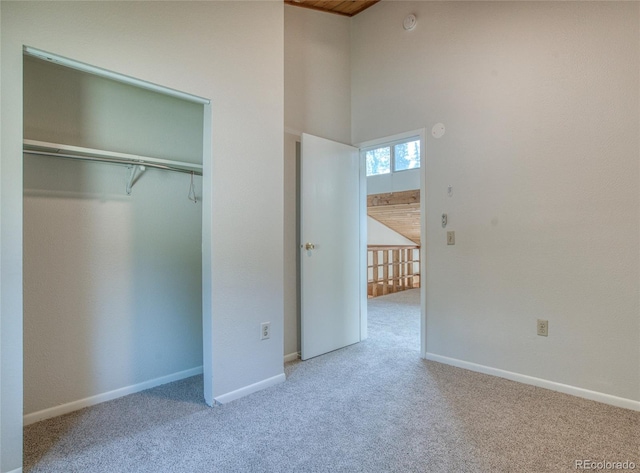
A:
[126,164,146,195]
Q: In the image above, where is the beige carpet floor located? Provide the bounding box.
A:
[24,289,639,472]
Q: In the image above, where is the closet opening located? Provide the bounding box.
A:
[22,48,212,425]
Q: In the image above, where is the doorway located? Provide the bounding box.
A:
[293,129,426,360]
[358,129,426,356]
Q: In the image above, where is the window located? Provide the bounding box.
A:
[365,138,420,177]
[365,147,391,176]
[394,140,420,172]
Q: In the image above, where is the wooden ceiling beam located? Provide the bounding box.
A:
[284,0,380,17]
[367,190,420,207]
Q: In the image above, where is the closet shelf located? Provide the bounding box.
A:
[23,139,203,176]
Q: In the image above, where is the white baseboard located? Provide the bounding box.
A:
[214,373,286,404]
[23,366,203,426]
[284,352,300,363]
[7,467,23,473]
[425,353,640,412]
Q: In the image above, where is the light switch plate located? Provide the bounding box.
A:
[447,231,455,245]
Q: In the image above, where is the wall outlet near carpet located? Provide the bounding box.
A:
[537,319,548,337]
[261,322,271,340]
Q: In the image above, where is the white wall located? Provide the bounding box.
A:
[352,2,640,404]
[284,5,351,357]
[367,169,420,195]
[283,133,300,358]
[284,5,351,142]
[23,57,204,417]
[0,2,4,467]
[1,2,284,471]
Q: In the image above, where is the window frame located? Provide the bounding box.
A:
[363,136,421,177]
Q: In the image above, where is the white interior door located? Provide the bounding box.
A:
[300,133,364,360]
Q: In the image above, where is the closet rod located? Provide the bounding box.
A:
[23,150,203,176]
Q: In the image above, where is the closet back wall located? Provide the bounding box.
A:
[23,57,204,417]
[24,56,204,161]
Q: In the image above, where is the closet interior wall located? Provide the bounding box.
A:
[23,56,204,418]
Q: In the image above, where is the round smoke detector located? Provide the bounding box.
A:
[403,14,417,31]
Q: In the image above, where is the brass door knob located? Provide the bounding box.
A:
[305,243,315,250]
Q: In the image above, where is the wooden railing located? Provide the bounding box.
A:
[367,245,420,298]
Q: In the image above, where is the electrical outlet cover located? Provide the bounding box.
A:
[537,319,548,337]
[261,322,271,340]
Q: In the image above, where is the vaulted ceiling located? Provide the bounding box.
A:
[368,190,421,245]
[284,0,380,17]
